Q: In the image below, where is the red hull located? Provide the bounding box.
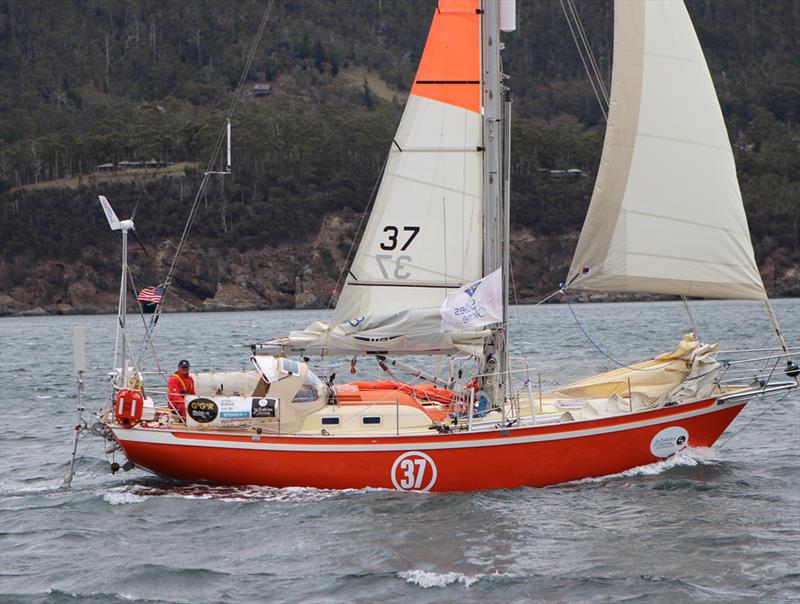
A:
[112,397,746,491]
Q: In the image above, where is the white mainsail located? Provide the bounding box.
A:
[333,0,484,325]
[268,1,490,356]
[567,0,766,300]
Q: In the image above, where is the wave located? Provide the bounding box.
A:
[2,589,169,604]
[562,447,719,485]
[398,569,513,589]
[101,482,388,504]
[103,489,150,505]
[398,569,482,588]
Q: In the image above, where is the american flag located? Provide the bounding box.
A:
[137,286,164,304]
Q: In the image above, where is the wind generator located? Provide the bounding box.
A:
[99,195,147,390]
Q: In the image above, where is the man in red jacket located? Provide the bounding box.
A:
[167,359,196,420]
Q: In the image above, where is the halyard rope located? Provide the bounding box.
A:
[565,293,692,373]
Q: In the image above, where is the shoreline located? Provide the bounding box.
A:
[3,294,797,319]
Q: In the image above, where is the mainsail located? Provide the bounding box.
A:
[567,0,766,300]
[332,0,484,325]
[268,0,490,356]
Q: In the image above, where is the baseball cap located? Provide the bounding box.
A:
[178,359,190,369]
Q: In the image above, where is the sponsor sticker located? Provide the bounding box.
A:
[187,398,218,423]
[251,397,277,418]
[391,451,437,492]
[650,426,689,458]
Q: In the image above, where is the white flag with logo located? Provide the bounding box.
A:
[440,268,503,331]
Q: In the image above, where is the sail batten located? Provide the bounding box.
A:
[567,0,765,301]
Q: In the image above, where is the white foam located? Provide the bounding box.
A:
[103,490,149,505]
[568,447,717,484]
[398,569,481,589]
[0,481,62,495]
[124,484,355,503]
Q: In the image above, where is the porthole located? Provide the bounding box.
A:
[362,416,382,425]
[321,416,340,426]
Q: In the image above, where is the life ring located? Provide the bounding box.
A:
[115,389,145,428]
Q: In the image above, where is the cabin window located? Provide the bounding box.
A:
[292,368,324,403]
[321,416,340,426]
[281,359,300,375]
[362,416,382,425]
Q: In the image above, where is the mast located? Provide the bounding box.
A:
[482,0,502,278]
[116,221,132,389]
[481,0,511,400]
[481,0,502,395]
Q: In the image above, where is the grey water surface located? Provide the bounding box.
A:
[1,300,798,603]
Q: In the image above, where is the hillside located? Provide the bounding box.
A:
[1,0,798,315]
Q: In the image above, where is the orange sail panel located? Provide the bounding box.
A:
[410,0,481,114]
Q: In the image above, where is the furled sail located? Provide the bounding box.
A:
[332,0,484,325]
[566,0,766,300]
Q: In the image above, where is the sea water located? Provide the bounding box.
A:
[1,299,798,603]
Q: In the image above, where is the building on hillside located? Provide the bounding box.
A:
[253,83,272,97]
[118,160,144,170]
[546,168,585,179]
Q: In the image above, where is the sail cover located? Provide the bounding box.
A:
[566,0,766,300]
[262,310,490,358]
[332,0,484,325]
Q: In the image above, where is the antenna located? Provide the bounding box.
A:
[226,119,232,173]
[63,328,87,489]
[208,119,232,176]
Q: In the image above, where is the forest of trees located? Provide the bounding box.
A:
[1,0,798,309]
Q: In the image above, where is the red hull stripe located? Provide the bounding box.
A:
[114,398,743,453]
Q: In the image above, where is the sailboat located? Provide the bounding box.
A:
[94,0,797,492]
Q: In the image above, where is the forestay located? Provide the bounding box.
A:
[567,0,765,300]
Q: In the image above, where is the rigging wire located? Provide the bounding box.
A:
[716,389,792,449]
[681,295,702,338]
[127,270,165,379]
[535,287,564,306]
[153,0,275,325]
[565,293,688,373]
[566,0,609,106]
[508,255,521,323]
[558,0,608,120]
[326,150,392,311]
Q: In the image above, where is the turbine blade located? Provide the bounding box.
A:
[131,228,149,257]
[98,195,121,230]
[131,198,141,222]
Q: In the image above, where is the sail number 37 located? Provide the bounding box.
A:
[376,226,419,280]
[380,225,419,251]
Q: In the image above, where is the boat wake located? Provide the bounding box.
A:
[565,447,719,486]
[101,482,384,504]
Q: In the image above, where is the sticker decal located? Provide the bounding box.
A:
[391,451,437,492]
[251,397,277,418]
[187,398,218,423]
[650,426,689,458]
